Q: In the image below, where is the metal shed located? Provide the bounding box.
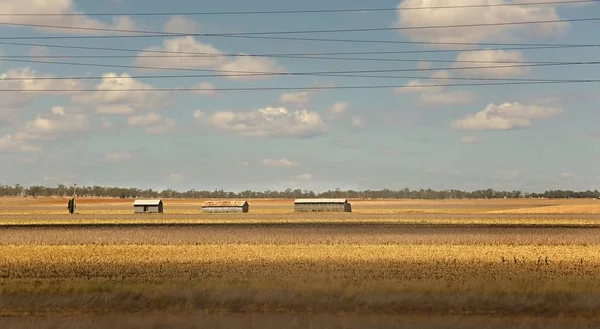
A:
[202,200,249,213]
[294,198,352,212]
[133,199,164,213]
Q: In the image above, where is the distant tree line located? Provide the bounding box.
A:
[0,184,598,199]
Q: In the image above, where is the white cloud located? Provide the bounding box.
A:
[219,55,286,80]
[455,50,529,78]
[0,0,139,35]
[19,107,89,141]
[394,0,568,45]
[395,70,475,106]
[262,158,300,167]
[163,16,202,33]
[128,113,176,135]
[451,102,563,130]
[134,37,226,69]
[460,136,479,144]
[1,67,84,108]
[146,119,176,135]
[0,134,39,153]
[296,174,314,181]
[198,107,326,138]
[279,92,313,107]
[71,73,168,114]
[328,102,348,116]
[104,152,132,162]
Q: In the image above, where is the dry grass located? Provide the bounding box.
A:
[1,313,598,329]
[0,197,597,216]
[1,225,600,246]
[1,244,600,317]
[1,197,600,327]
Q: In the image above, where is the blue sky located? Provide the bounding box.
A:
[0,0,599,192]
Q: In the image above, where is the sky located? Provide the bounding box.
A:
[0,0,599,192]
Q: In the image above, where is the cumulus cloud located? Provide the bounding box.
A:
[0,134,39,153]
[451,102,563,130]
[128,113,176,134]
[262,158,300,167]
[134,37,285,80]
[394,0,568,44]
[19,106,89,141]
[71,73,168,114]
[395,70,475,106]
[455,50,529,78]
[0,0,139,35]
[328,102,348,116]
[1,67,84,108]
[196,107,326,138]
[219,55,285,80]
[134,37,226,69]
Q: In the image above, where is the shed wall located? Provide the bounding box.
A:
[134,204,163,213]
[203,206,248,213]
[294,202,351,212]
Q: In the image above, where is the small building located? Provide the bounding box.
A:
[133,199,163,213]
[294,198,352,212]
[202,200,249,213]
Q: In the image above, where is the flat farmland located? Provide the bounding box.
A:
[1,197,599,328]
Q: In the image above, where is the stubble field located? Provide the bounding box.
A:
[1,197,599,328]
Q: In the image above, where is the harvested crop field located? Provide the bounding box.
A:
[2,224,600,245]
[1,197,599,328]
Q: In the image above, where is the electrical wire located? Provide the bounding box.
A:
[3,0,595,16]
[3,41,599,59]
[2,80,600,92]
[0,16,598,40]
[0,54,591,65]
[0,70,592,83]
[2,58,599,75]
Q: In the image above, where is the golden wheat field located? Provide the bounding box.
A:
[1,197,600,328]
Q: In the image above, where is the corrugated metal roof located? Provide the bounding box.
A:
[202,200,248,207]
[133,199,162,206]
[294,198,348,204]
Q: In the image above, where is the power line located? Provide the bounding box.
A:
[0,70,591,83]
[0,16,598,40]
[3,41,599,58]
[3,0,595,16]
[3,58,600,75]
[1,80,599,93]
[3,39,599,50]
[0,54,587,65]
